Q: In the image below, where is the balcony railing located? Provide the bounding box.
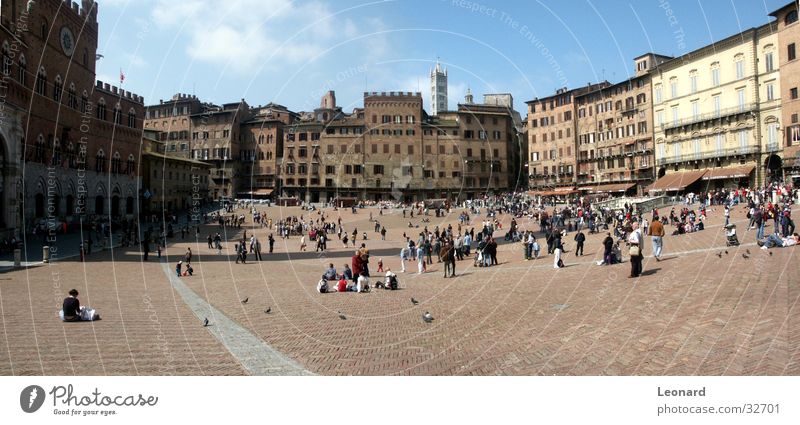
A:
[660,103,756,131]
[656,145,759,166]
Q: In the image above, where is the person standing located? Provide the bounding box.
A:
[602,232,614,265]
[268,233,275,253]
[648,217,665,261]
[185,247,192,264]
[628,222,643,278]
[573,230,585,256]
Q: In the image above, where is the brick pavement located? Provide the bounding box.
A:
[0,202,797,375]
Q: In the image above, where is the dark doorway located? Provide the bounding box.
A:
[95,195,104,214]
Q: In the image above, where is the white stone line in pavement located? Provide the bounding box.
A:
[158,262,314,376]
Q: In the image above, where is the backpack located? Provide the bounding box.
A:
[316,279,329,293]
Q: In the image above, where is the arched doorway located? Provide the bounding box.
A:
[51,194,60,217]
[66,195,74,216]
[764,154,783,183]
[95,195,104,214]
[111,195,120,217]
[35,193,45,218]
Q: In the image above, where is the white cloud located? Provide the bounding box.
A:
[150,0,383,74]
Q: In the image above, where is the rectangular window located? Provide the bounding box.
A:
[407,145,414,154]
[735,60,744,79]
[768,123,779,151]
[765,52,774,72]
[737,88,746,111]
[671,106,679,126]
[767,83,774,101]
[789,43,796,61]
[691,100,699,119]
[655,86,662,103]
[670,80,678,98]
[791,87,798,100]
[713,95,721,116]
[690,75,697,93]
[739,129,748,149]
[712,68,720,87]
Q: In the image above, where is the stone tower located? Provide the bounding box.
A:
[430,60,447,116]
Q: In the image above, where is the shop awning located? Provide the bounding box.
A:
[647,169,707,192]
[253,189,273,195]
[579,182,635,193]
[701,164,755,180]
[527,188,579,196]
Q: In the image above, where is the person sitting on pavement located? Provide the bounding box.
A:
[758,233,800,249]
[322,263,338,281]
[59,289,100,322]
[355,272,370,293]
[342,264,353,282]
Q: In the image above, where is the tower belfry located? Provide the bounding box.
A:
[430,59,448,116]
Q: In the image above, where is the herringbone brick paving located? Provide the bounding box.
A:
[0,202,796,375]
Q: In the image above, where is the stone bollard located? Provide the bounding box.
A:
[43,246,50,263]
[13,248,21,267]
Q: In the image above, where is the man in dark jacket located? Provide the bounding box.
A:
[602,233,614,265]
[574,231,585,256]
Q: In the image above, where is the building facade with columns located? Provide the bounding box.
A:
[0,0,145,241]
[650,22,782,193]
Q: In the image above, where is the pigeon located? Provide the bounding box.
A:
[716,252,722,258]
[411,297,419,305]
[746,249,751,255]
[742,253,749,259]
[769,251,773,256]
[264,307,271,314]
[241,297,249,304]
[725,250,729,255]
[422,311,434,323]
[338,311,347,320]
[202,318,209,327]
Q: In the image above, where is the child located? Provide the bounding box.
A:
[183,263,194,276]
[532,240,540,259]
[176,261,182,277]
[376,258,384,273]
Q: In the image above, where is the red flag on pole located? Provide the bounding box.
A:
[120,68,125,84]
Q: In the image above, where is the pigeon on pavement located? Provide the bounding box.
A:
[264,307,271,314]
[422,312,434,323]
[338,311,347,320]
[411,297,419,305]
[241,297,249,304]
[203,318,209,327]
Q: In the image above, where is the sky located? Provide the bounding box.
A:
[93,0,790,116]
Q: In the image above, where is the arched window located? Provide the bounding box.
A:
[95,149,106,173]
[258,134,264,144]
[17,54,26,86]
[35,67,46,95]
[127,108,136,128]
[81,90,88,113]
[67,142,76,168]
[1,42,10,76]
[786,10,798,25]
[126,154,135,174]
[111,151,121,174]
[51,138,61,166]
[53,75,63,102]
[96,98,107,120]
[34,134,45,163]
[67,83,77,108]
[113,103,122,125]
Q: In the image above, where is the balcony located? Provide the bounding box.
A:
[657,145,759,166]
[661,103,756,132]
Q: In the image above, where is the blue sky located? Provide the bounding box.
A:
[94,0,789,115]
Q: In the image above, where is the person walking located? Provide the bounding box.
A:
[648,217,665,261]
[268,233,275,253]
[573,230,585,256]
[628,222,643,278]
